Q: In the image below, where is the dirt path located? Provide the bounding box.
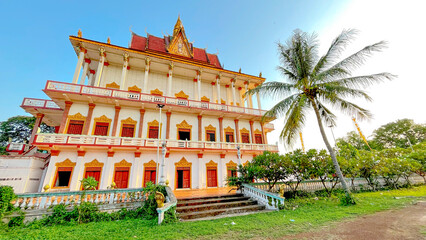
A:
[283,201,426,240]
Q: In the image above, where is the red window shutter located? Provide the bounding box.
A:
[67,120,84,135]
[241,133,250,143]
[149,127,159,139]
[121,124,135,137]
[144,170,151,187]
[183,170,190,188]
[94,122,109,136]
[151,171,156,184]
[226,133,234,143]
[255,134,263,144]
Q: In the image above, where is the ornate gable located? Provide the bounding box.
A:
[240,128,250,134]
[206,160,218,168]
[226,160,237,168]
[68,112,86,121]
[176,120,192,129]
[114,159,132,167]
[167,16,193,58]
[175,90,189,99]
[55,159,76,167]
[85,159,104,167]
[144,160,157,168]
[106,82,120,89]
[175,157,192,167]
[94,115,112,123]
[121,117,137,125]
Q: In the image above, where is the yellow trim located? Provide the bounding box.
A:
[176,120,192,140]
[205,160,218,188]
[201,96,210,102]
[64,112,86,134]
[128,85,141,92]
[174,90,189,99]
[254,129,262,135]
[82,159,104,190]
[243,160,249,166]
[226,160,237,168]
[240,127,251,143]
[119,117,137,137]
[175,157,192,190]
[143,160,158,186]
[112,159,132,189]
[91,115,112,136]
[147,120,161,138]
[69,36,266,82]
[106,82,120,89]
[150,88,163,96]
[52,159,76,189]
[205,124,217,141]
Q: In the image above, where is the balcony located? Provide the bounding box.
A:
[21,98,61,110]
[34,133,278,152]
[44,81,269,117]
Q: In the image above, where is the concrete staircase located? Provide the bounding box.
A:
[176,194,266,221]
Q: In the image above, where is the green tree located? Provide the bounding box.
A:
[336,140,360,188]
[358,150,380,190]
[404,142,426,183]
[249,151,288,191]
[372,119,426,150]
[247,29,394,199]
[308,149,338,195]
[80,177,99,190]
[282,149,311,192]
[0,116,55,146]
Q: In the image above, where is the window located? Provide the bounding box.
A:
[241,133,250,143]
[176,168,190,188]
[54,167,73,187]
[227,168,237,178]
[94,122,109,136]
[206,131,215,142]
[225,132,234,143]
[84,167,101,190]
[207,169,218,187]
[144,168,156,187]
[114,167,129,189]
[148,126,159,139]
[178,129,190,140]
[121,124,135,138]
[67,120,84,135]
[255,134,263,144]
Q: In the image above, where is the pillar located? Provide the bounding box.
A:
[218,117,223,142]
[197,70,202,101]
[193,78,198,100]
[226,85,231,105]
[198,115,202,141]
[70,151,86,191]
[95,48,106,87]
[249,121,255,144]
[100,151,114,189]
[29,113,44,144]
[111,106,121,136]
[211,82,216,103]
[261,123,268,144]
[238,87,243,107]
[234,119,240,143]
[58,101,73,134]
[248,90,253,108]
[219,154,225,187]
[88,70,95,86]
[197,153,204,188]
[166,112,172,139]
[72,47,86,84]
[80,58,90,85]
[119,53,129,90]
[82,103,96,135]
[244,81,251,108]
[143,58,150,93]
[167,62,173,97]
[132,152,142,188]
[137,109,145,138]
[41,151,60,190]
[216,75,221,104]
[231,79,236,106]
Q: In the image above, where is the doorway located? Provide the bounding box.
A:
[178,129,190,140]
[207,168,218,187]
[176,167,190,189]
[114,167,129,189]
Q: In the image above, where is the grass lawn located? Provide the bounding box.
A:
[1,185,425,240]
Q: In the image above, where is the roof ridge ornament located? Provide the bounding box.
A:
[168,16,193,58]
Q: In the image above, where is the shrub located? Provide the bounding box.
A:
[0,186,17,220]
[141,182,167,219]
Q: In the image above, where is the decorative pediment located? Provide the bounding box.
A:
[148,119,159,127]
[226,160,237,168]
[121,117,137,125]
[94,115,112,123]
[85,159,104,167]
[221,99,226,104]
[128,85,141,93]
[243,160,249,166]
[206,160,218,168]
[176,120,192,129]
[175,157,192,167]
[167,17,193,58]
[201,96,210,102]
[144,160,158,168]
[150,88,163,96]
[175,90,189,99]
[205,124,216,131]
[240,128,250,134]
[55,159,76,167]
[224,126,234,133]
[106,82,120,89]
[114,159,132,167]
[68,112,86,121]
[254,129,262,135]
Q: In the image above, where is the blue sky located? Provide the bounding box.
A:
[2,0,423,151]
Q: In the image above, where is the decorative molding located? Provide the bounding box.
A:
[128,85,141,93]
[221,99,226,104]
[121,117,137,125]
[206,160,218,168]
[148,119,159,127]
[175,90,189,99]
[224,126,234,133]
[94,115,112,123]
[176,120,192,129]
[114,159,132,167]
[175,157,192,168]
[243,160,249,166]
[68,112,86,121]
[144,160,157,168]
[226,160,237,168]
[240,128,250,134]
[150,88,163,96]
[201,96,210,102]
[85,159,104,167]
[55,159,76,167]
[254,129,262,135]
[106,82,120,89]
[205,124,216,131]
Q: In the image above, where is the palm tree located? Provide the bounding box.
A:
[247,29,395,198]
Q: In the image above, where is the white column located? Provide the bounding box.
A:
[257,92,262,110]
[231,80,236,106]
[216,76,221,104]
[100,155,114,189]
[88,71,95,86]
[80,60,89,85]
[120,53,129,90]
[218,157,224,187]
[70,156,84,191]
[244,82,249,108]
[198,156,204,188]
[239,87,244,106]
[197,70,202,101]
[41,156,58,190]
[193,79,198,100]
[167,62,173,97]
[143,58,150,94]
[211,82,216,103]
[226,85,231,105]
[95,48,106,87]
[72,48,85,84]
[249,92,253,108]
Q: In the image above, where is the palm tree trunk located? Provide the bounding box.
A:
[310,99,352,197]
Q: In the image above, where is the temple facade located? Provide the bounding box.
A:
[21,17,277,192]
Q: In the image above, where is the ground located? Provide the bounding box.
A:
[284,201,426,240]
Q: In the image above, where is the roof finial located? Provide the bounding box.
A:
[78,29,82,38]
[173,15,183,37]
[239,68,241,73]
[107,37,111,44]
[259,72,262,78]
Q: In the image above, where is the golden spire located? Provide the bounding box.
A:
[78,29,82,38]
[173,15,183,37]
[107,37,111,44]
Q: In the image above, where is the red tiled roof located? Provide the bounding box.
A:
[130,34,146,51]
[193,47,207,62]
[207,53,221,68]
[147,35,166,53]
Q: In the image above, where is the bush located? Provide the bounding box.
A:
[0,186,17,220]
[141,182,167,219]
[7,212,24,227]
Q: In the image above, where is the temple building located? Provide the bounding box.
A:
[19,17,277,192]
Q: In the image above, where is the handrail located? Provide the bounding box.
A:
[156,186,177,224]
[242,183,284,210]
[16,187,144,198]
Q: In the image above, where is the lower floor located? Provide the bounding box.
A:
[41,149,253,192]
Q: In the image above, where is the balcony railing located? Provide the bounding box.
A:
[21,98,61,110]
[34,133,279,152]
[45,81,268,116]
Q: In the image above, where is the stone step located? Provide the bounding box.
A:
[177,200,257,213]
[183,209,274,222]
[178,204,266,220]
[177,193,243,202]
[177,196,250,207]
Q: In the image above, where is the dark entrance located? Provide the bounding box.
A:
[178,129,190,140]
[176,167,190,188]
